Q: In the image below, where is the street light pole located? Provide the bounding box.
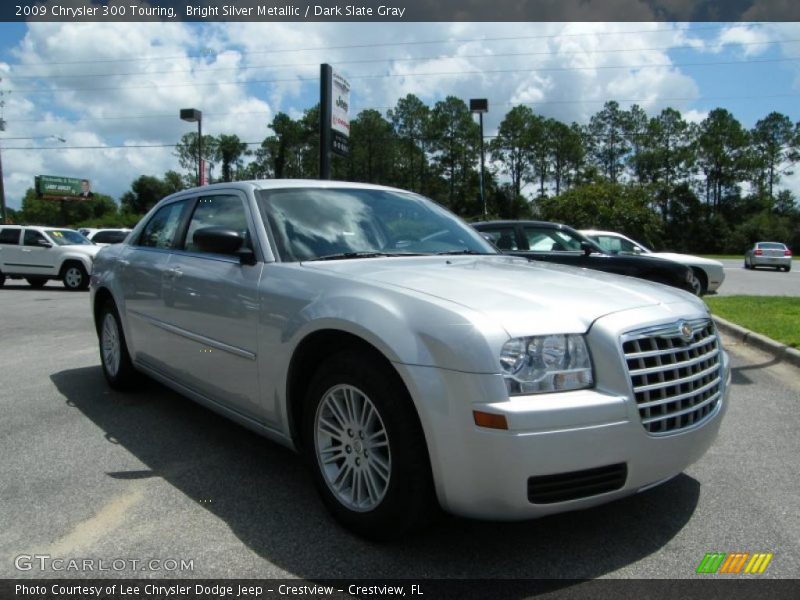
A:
[469,99,488,219]
[180,108,203,186]
[0,121,6,224]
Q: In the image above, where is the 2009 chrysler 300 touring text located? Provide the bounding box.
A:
[90,180,730,539]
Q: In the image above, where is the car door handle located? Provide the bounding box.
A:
[21,248,33,253]
[118,259,130,267]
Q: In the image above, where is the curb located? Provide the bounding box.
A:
[713,315,800,369]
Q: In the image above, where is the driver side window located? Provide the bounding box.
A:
[24,230,47,247]
[183,195,251,255]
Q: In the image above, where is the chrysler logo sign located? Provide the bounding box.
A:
[679,321,694,343]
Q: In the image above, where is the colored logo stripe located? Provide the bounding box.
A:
[697,553,726,574]
[744,553,774,574]
[696,552,773,574]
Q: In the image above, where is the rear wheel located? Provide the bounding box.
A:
[0,272,5,287]
[303,351,435,540]
[62,263,89,290]
[26,277,47,288]
[98,301,139,390]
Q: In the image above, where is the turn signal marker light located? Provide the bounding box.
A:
[473,411,508,430]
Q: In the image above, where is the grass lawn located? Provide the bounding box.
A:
[705,296,800,348]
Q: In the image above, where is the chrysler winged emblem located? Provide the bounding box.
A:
[679,321,694,343]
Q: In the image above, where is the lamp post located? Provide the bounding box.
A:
[0,117,6,224]
[180,108,203,186]
[469,99,488,219]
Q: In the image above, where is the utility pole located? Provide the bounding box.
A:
[319,64,332,180]
[0,89,6,224]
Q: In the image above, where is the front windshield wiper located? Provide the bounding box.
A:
[435,249,495,256]
[308,251,424,261]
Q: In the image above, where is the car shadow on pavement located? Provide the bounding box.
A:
[51,366,701,588]
[730,356,781,385]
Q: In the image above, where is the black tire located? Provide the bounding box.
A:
[0,272,5,287]
[743,259,750,270]
[302,350,435,540]
[98,300,139,390]
[26,277,47,288]
[688,268,707,296]
[787,264,792,272]
[62,262,89,291]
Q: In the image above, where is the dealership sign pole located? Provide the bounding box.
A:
[319,64,350,179]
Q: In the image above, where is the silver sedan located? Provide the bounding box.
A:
[90,180,729,539]
[745,242,792,271]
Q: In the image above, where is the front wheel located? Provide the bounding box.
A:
[98,301,139,390]
[62,263,89,290]
[303,351,435,540]
[688,269,706,296]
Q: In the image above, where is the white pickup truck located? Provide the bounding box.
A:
[0,225,101,290]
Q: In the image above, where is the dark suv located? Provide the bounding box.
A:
[473,220,696,294]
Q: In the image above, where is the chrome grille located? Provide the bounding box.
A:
[622,319,722,435]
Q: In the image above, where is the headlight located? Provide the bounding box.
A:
[500,334,593,395]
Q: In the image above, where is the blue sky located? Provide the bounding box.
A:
[1,21,800,209]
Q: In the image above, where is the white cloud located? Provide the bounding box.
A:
[4,20,795,209]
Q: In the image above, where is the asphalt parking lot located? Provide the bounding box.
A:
[715,259,799,296]
[1,281,798,582]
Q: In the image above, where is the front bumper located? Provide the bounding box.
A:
[395,305,730,520]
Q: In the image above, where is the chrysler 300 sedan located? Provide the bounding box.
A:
[90,180,730,539]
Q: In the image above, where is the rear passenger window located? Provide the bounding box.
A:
[0,228,20,244]
[183,195,251,255]
[479,227,517,250]
[136,201,189,249]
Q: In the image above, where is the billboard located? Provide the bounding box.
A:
[331,69,350,156]
[35,175,93,200]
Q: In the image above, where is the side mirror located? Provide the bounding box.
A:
[193,227,257,265]
[481,232,498,244]
[633,246,643,254]
[580,241,594,256]
[37,239,53,248]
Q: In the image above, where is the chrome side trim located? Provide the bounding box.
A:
[128,309,256,361]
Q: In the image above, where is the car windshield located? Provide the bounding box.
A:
[45,229,94,246]
[757,242,786,250]
[257,187,496,262]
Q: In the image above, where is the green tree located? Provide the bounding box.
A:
[175,132,218,185]
[696,108,750,211]
[345,109,396,183]
[549,121,584,195]
[214,134,250,182]
[586,101,630,183]
[388,94,430,193]
[751,112,798,201]
[427,96,480,214]
[489,105,535,199]
[538,180,662,246]
[120,175,171,214]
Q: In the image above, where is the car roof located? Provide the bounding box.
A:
[579,230,621,236]
[166,179,412,198]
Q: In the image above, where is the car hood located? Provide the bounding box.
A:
[65,244,102,256]
[649,252,723,267]
[303,255,701,337]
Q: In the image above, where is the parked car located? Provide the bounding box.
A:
[580,230,725,296]
[744,242,792,271]
[0,225,100,290]
[91,181,729,539]
[79,228,132,246]
[473,220,697,295]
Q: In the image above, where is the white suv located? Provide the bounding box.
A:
[0,225,101,290]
